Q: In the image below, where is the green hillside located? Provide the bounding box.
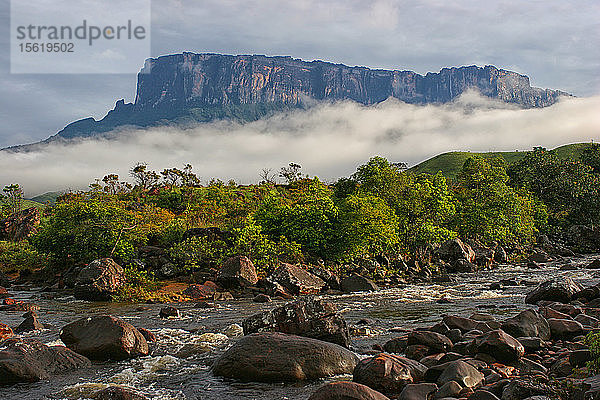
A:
[29,190,66,204]
[0,199,45,211]
[409,142,595,179]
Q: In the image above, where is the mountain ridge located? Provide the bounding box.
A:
[3,52,571,151]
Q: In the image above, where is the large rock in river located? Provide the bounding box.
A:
[436,239,475,263]
[471,329,524,363]
[525,278,583,305]
[212,332,358,382]
[60,315,148,360]
[501,309,550,341]
[242,298,350,347]
[341,274,379,292]
[309,381,390,400]
[268,263,326,295]
[0,337,90,385]
[73,258,125,301]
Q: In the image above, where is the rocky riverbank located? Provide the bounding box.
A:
[1,253,600,399]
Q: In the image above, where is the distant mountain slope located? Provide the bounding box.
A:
[3,53,571,151]
[409,143,593,179]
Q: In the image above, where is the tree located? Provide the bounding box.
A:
[161,168,183,186]
[279,163,305,184]
[2,184,24,215]
[130,163,160,190]
[259,168,277,184]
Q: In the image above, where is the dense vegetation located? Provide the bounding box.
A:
[1,143,600,283]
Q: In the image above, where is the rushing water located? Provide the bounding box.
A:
[1,256,599,400]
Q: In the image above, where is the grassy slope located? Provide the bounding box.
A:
[409,142,594,179]
[29,190,65,204]
[0,199,45,210]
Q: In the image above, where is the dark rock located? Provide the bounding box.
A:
[436,380,462,398]
[436,239,475,263]
[587,259,600,269]
[547,318,584,339]
[501,378,556,400]
[341,274,379,293]
[384,336,408,354]
[0,207,40,241]
[308,381,390,400]
[405,344,430,360]
[60,315,148,360]
[307,266,341,291]
[471,329,524,363]
[407,331,453,353]
[353,353,427,394]
[524,278,583,304]
[549,357,572,377]
[253,294,271,303]
[575,313,599,327]
[73,258,125,301]
[242,298,350,347]
[528,250,550,263]
[91,386,149,400]
[159,306,180,318]
[517,358,548,375]
[217,256,258,288]
[470,390,500,400]
[269,264,325,295]
[398,383,438,400]
[14,311,43,333]
[450,258,478,273]
[0,272,10,288]
[569,349,592,368]
[443,315,488,333]
[501,309,550,341]
[494,246,508,263]
[0,337,90,385]
[518,337,545,352]
[212,332,358,382]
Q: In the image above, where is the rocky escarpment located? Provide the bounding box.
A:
[7,53,570,147]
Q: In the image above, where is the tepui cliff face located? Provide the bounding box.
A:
[14,53,573,145]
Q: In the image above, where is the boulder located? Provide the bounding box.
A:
[0,337,90,385]
[470,390,501,400]
[501,310,550,341]
[443,315,487,333]
[159,306,180,318]
[547,318,584,339]
[137,328,156,343]
[308,381,390,400]
[307,266,341,290]
[528,251,550,263]
[253,294,271,303]
[449,259,478,273]
[91,386,149,400]
[73,258,125,301]
[216,256,258,288]
[525,278,583,305]
[501,378,556,400]
[353,353,427,394]
[587,259,600,269]
[407,331,453,353]
[60,315,148,360]
[471,330,524,363]
[436,239,475,263]
[398,383,438,400]
[212,332,358,382]
[384,336,409,354]
[242,298,350,347]
[436,380,462,398]
[269,263,326,295]
[341,274,379,293]
[436,360,484,388]
[14,311,43,333]
[0,207,40,241]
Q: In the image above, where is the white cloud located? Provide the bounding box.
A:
[1,92,598,197]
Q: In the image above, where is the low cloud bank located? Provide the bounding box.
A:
[2,91,599,197]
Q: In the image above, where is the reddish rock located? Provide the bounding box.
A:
[353,353,427,394]
[407,330,453,353]
[137,327,156,342]
[471,330,525,363]
[217,256,258,288]
[91,386,149,400]
[547,318,584,339]
[181,283,216,299]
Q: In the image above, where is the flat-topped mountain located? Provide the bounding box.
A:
[6,53,571,148]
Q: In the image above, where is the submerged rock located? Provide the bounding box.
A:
[60,315,148,360]
[212,332,358,382]
[242,298,350,347]
[0,337,90,385]
[91,386,149,400]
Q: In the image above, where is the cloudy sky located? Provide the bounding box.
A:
[0,0,599,194]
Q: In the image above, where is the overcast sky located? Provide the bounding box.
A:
[0,0,599,195]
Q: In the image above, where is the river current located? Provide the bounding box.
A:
[1,256,598,400]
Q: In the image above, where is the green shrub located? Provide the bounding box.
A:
[585,331,600,374]
[113,266,164,302]
[0,240,49,273]
[167,236,230,273]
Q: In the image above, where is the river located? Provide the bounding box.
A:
[1,255,598,400]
